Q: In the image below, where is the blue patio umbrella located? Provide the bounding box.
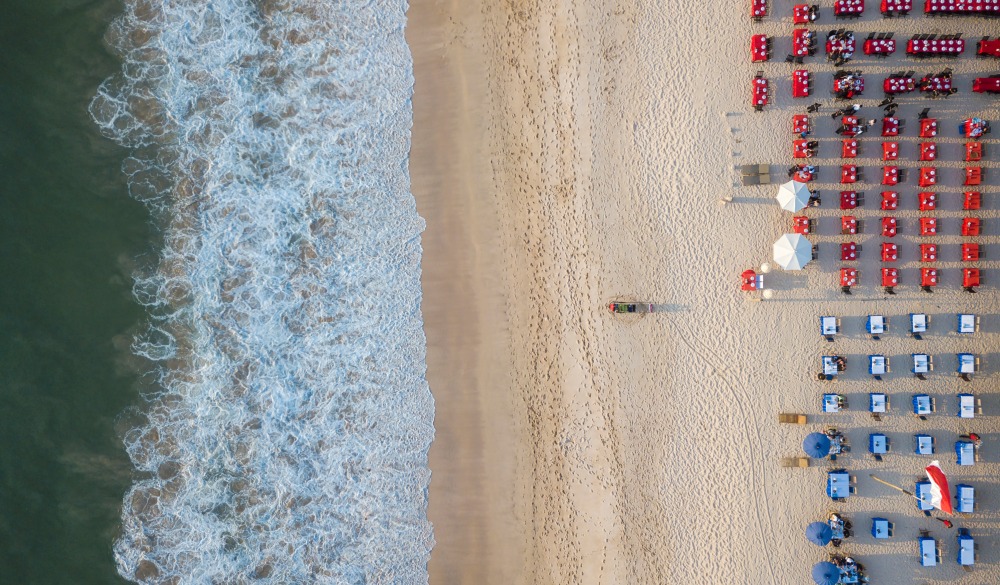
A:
[812,561,840,585]
[804,432,832,458]
[806,521,833,546]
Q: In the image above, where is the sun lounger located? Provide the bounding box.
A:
[781,457,810,468]
[779,413,808,424]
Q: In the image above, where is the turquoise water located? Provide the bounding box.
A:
[0,1,148,583]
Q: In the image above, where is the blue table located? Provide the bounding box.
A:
[958,532,975,566]
[912,353,930,374]
[956,440,975,466]
[869,355,887,376]
[869,433,888,454]
[821,316,838,337]
[867,314,886,335]
[919,536,937,566]
[958,394,975,418]
[958,313,976,334]
[871,517,890,539]
[823,394,843,413]
[913,395,932,416]
[958,353,976,374]
[827,471,851,500]
[910,312,928,335]
[822,356,839,377]
[870,392,887,413]
[955,484,975,514]
[915,481,934,512]
[915,434,934,455]
[828,517,845,540]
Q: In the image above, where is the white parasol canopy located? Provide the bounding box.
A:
[773,233,813,270]
[776,180,810,212]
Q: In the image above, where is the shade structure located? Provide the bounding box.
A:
[812,561,840,585]
[804,433,832,458]
[777,180,811,212]
[773,233,813,271]
[806,521,833,546]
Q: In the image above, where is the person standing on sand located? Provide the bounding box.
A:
[936,518,954,529]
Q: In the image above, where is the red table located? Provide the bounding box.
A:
[908,38,965,56]
[793,29,813,57]
[793,70,811,97]
[925,0,1000,13]
[834,75,864,98]
[842,215,859,234]
[920,217,938,235]
[882,191,899,210]
[752,76,769,109]
[882,117,900,136]
[793,139,813,158]
[882,142,899,160]
[884,76,915,94]
[964,268,980,289]
[972,78,1000,93]
[965,167,982,186]
[962,217,981,236]
[919,142,937,161]
[962,243,980,261]
[793,215,812,234]
[919,119,938,138]
[841,190,860,208]
[840,115,862,137]
[864,39,896,55]
[882,216,898,236]
[964,191,981,210]
[978,38,1000,57]
[882,166,899,185]
[919,192,937,210]
[752,35,770,62]
[836,0,865,15]
[919,167,937,187]
[752,0,767,20]
[882,242,900,261]
[920,243,937,262]
[841,242,860,261]
[966,142,982,161]
[842,139,859,158]
[882,0,913,11]
[920,76,952,93]
[827,36,857,56]
[793,3,814,22]
[793,115,811,135]
[962,118,990,137]
[841,166,859,184]
[882,267,899,287]
[793,166,815,182]
[841,268,859,288]
[921,268,939,288]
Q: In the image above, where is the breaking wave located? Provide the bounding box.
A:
[90,0,434,582]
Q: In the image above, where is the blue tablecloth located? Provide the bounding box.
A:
[867,315,885,334]
[958,353,975,374]
[959,313,975,333]
[828,517,845,540]
[958,534,974,565]
[872,517,890,539]
[956,484,974,513]
[911,313,928,333]
[920,536,937,566]
[828,471,850,499]
[916,434,933,454]
[869,355,887,375]
[869,433,887,454]
[916,481,934,511]
[912,354,930,373]
[821,316,838,335]
[913,395,931,415]
[869,393,886,413]
[823,394,842,412]
[958,394,975,418]
[822,356,838,376]
[956,441,975,465]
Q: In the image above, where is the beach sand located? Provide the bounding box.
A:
[411,0,1000,582]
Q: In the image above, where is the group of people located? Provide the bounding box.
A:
[834,70,864,99]
[920,69,959,98]
[828,513,852,547]
[827,30,856,66]
[830,554,868,583]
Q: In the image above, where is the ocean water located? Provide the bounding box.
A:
[88,0,435,583]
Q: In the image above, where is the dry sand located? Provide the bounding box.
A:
[410,0,1000,582]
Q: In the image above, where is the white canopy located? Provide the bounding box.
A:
[776,180,810,212]
[773,233,813,270]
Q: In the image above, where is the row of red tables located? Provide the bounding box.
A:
[907,38,965,55]
[925,0,1000,13]
[973,77,1000,93]
[832,242,981,262]
[795,214,983,235]
[836,0,865,15]
[833,165,981,185]
[882,0,914,11]
[865,39,896,55]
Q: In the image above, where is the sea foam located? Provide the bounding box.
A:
[90,1,434,582]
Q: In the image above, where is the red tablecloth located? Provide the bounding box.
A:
[908,38,965,55]
[842,139,859,158]
[920,243,937,262]
[962,217,981,236]
[882,142,899,160]
[793,114,810,135]
[793,29,813,57]
[793,166,815,182]
[827,36,857,55]
[841,190,859,208]
[964,268,980,288]
[882,243,900,262]
[836,0,865,14]
[978,38,1000,57]
[921,268,939,287]
[794,3,814,22]
[882,216,898,237]
[919,142,937,161]
[973,78,1000,93]
[793,70,811,97]
[841,242,859,261]
[920,119,938,138]
[864,39,896,54]
[752,35,770,62]
[920,76,952,92]
[841,166,858,184]
[964,191,981,210]
[962,118,990,137]
[925,0,1000,14]
[882,191,899,210]
[841,268,859,287]
[884,76,915,94]
[920,217,938,235]
[965,167,982,185]
[962,243,980,261]
[842,215,858,234]
[834,75,864,97]
[752,0,768,19]
[882,0,913,10]
[919,191,937,210]
[752,77,769,107]
[793,139,813,158]
[883,166,899,185]
[966,142,982,161]
[882,267,899,287]
[793,216,812,234]
[919,167,937,186]
[882,117,900,136]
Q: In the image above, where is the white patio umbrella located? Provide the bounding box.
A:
[776,180,810,212]
[773,233,813,270]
